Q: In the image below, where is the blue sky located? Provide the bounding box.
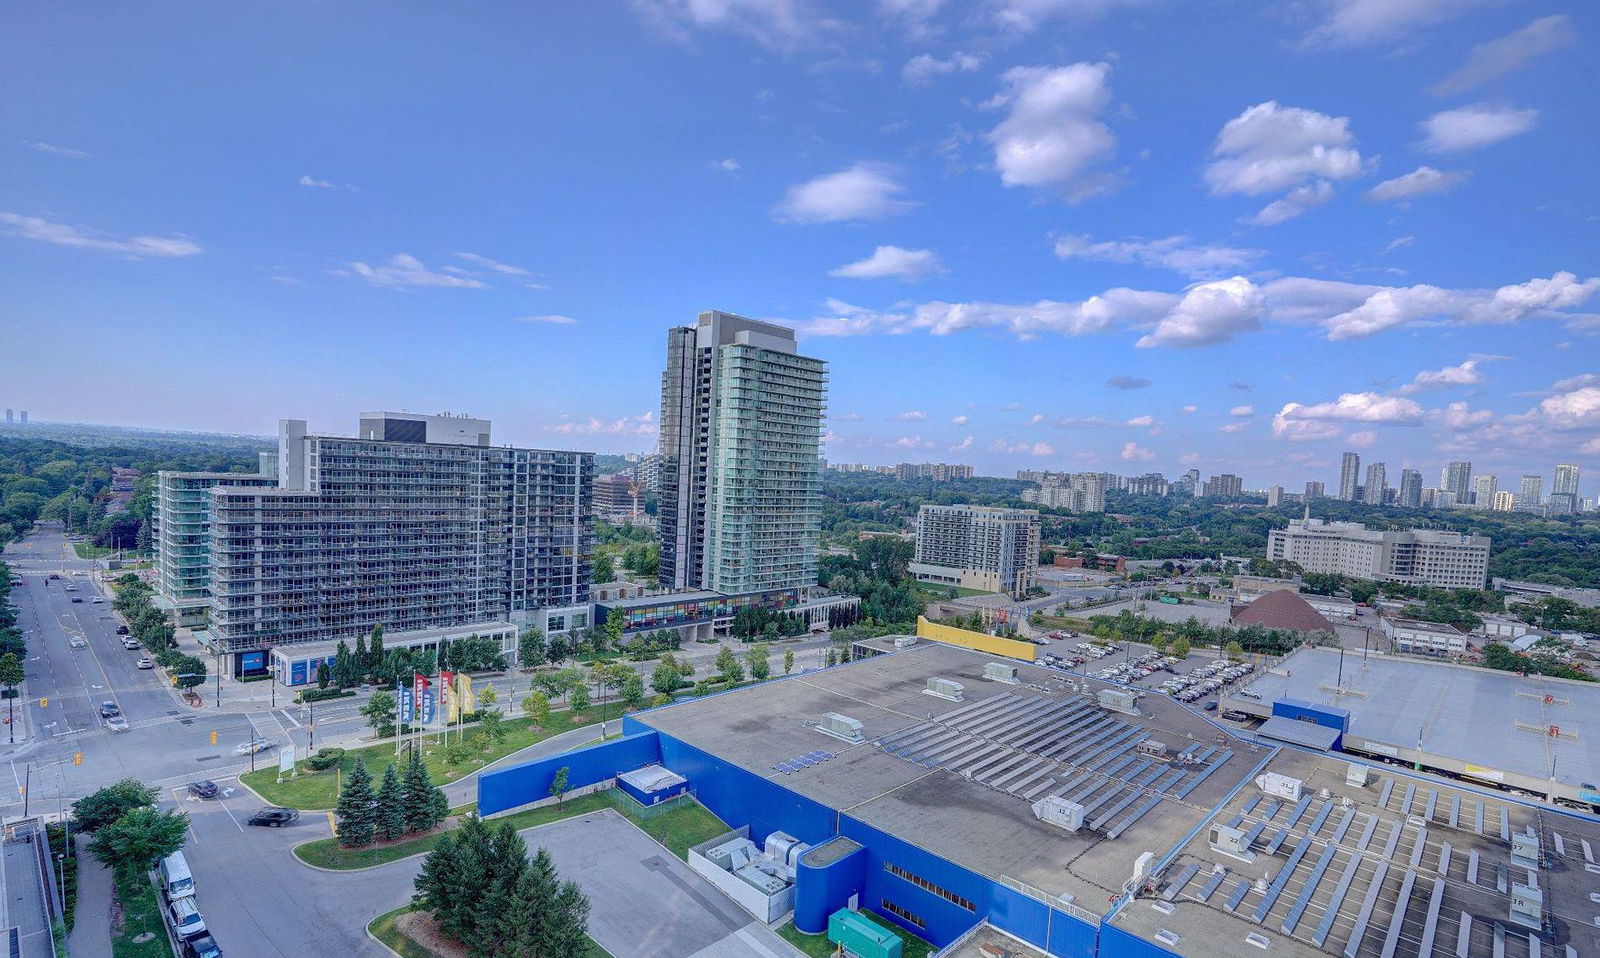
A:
[2,1,1597,493]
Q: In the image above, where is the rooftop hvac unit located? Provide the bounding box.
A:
[1256,772,1304,802]
[925,677,966,701]
[1345,763,1371,788]
[1209,824,1255,862]
[1137,739,1171,761]
[984,662,1020,684]
[1032,796,1087,832]
[893,635,918,648]
[765,831,801,864]
[1510,882,1543,929]
[735,864,789,896]
[820,712,865,744]
[1099,688,1141,715]
[1511,833,1541,870]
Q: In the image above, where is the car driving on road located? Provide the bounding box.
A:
[104,715,130,732]
[246,807,299,828]
[232,739,273,756]
[99,701,121,718]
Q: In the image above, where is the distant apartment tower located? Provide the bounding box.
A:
[893,462,974,481]
[3,409,10,424]
[1515,474,1544,513]
[1023,473,1106,512]
[1267,517,1490,588]
[1181,469,1201,497]
[1550,463,1581,515]
[1441,460,1473,504]
[1492,490,1516,512]
[657,311,827,594]
[911,505,1041,599]
[17,411,26,425]
[1472,474,1497,509]
[1267,485,1284,507]
[153,456,279,628]
[1203,474,1243,499]
[1398,469,1422,508]
[594,473,642,521]
[202,414,593,674]
[1304,481,1325,500]
[1362,463,1387,505]
[1125,473,1167,496]
[1338,452,1360,501]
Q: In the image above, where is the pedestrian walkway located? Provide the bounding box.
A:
[66,835,113,958]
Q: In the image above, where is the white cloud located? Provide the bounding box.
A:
[1219,420,1252,434]
[1105,375,1152,390]
[1230,405,1254,416]
[1181,405,1198,414]
[1366,166,1469,204]
[1178,451,1202,464]
[1432,15,1576,97]
[1272,391,1424,441]
[1435,401,1493,428]
[1537,386,1600,431]
[830,245,943,281]
[1246,181,1334,226]
[992,0,1153,31]
[985,62,1117,199]
[775,162,915,223]
[794,290,1175,340]
[1318,272,1600,339]
[1307,0,1492,47]
[548,412,656,436]
[989,439,1056,456]
[709,158,741,174]
[1054,234,1260,278]
[951,434,975,451]
[1383,236,1416,254]
[1397,358,1492,394]
[514,314,578,325]
[951,415,969,425]
[1421,104,1538,153]
[1119,441,1155,462]
[346,253,487,289]
[298,174,336,189]
[0,212,201,258]
[1125,415,1158,428]
[902,51,984,86]
[456,252,532,276]
[1135,276,1264,348]
[892,410,928,421]
[1552,374,1600,393]
[1347,430,1378,449]
[631,0,818,48]
[1205,102,1363,197]
[1029,413,1046,424]
[21,140,90,159]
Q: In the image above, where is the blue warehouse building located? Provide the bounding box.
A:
[480,641,1600,958]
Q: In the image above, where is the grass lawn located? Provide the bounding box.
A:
[72,541,113,559]
[369,903,611,957]
[914,583,996,601]
[1036,615,1097,632]
[240,709,601,810]
[624,796,731,860]
[111,867,173,958]
[776,916,935,958]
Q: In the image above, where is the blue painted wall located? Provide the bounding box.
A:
[839,817,986,949]
[477,731,661,815]
[1097,921,1181,958]
[986,882,1098,957]
[794,840,869,934]
[1273,698,1351,732]
[655,735,838,846]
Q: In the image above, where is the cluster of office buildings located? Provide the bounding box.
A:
[153,310,840,682]
[1266,511,1492,589]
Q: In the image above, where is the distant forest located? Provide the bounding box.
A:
[820,473,1600,590]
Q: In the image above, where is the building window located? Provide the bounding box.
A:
[880,899,926,930]
[885,863,976,911]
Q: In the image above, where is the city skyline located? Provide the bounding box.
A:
[4,5,1598,484]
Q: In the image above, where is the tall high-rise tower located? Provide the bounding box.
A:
[1550,463,1581,514]
[1339,452,1361,501]
[1442,461,1473,503]
[657,311,828,595]
[1471,474,1497,509]
[1363,462,1387,505]
[1399,469,1422,508]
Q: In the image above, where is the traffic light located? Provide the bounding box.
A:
[72,752,82,766]
[209,730,217,745]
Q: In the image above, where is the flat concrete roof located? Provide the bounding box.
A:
[1108,746,1600,958]
[636,642,1270,914]
[597,590,725,610]
[1228,646,1600,790]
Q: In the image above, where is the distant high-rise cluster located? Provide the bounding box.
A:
[829,461,975,480]
[1022,472,1108,512]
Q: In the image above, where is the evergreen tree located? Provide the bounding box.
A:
[522,847,562,953]
[499,866,548,958]
[403,748,447,831]
[375,763,406,841]
[335,759,377,847]
[413,831,461,914]
[437,815,491,943]
[470,824,529,958]
[547,878,593,957]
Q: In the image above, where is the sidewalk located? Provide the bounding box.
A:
[66,835,113,958]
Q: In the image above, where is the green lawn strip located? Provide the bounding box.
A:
[240,709,601,810]
[369,903,610,957]
[776,917,935,958]
[72,542,113,559]
[914,583,996,600]
[111,867,174,958]
[622,797,731,860]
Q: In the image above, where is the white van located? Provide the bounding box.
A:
[160,851,195,900]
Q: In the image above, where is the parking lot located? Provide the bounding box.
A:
[1027,634,1257,713]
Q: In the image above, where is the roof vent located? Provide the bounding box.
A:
[1154,930,1181,947]
[1031,796,1086,832]
[818,712,864,744]
[924,677,966,701]
[1150,901,1175,915]
[1099,688,1141,715]
[894,635,918,648]
[1245,932,1271,949]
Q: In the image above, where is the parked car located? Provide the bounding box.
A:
[246,807,299,828]
[168,896,207,938]
[104,715,130,732]
[115,625,130,635]
[136,658,154,669]
[92,597,104,604]
[183,934,222,958]
[122,638,141,650]
[1204,701,1219,711]
[70,597,83,603]
[69,637,87,648]
[48,574,60,580]
[187,781,220,800]
[232,739,272,756]
[99,701,121,718]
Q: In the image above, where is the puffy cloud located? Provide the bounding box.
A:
[1135,276,1264,348]
[985,63,1117,199]
[795,289,1175,340]
[892,410,928,421]
[951,414,969,424]
[1054,234,1261,278]
[775,162,916,223]
[1347,430,1378,449]
[951,434,975,451]
[829,245,943,281]
[1272,391,1423,440]
[1246,181,1334,226]
[298,174,335,189]
[1421,104,1538,153]
[1432,15,1576,97]
[1307,0,1492,47]
[1205,102,1363,197]
[989,439,1057,456]
[1105,375,1152,390]
[1366,166,1469,204]
[1119,442,1156,462]
[1472,272,1600,322]
[1538,386,1600,431]
[1230,405,1254,416]
[1219,421,1252,434]
[1552,374,1600,393]
[1435,401,1493,428]
[346,253,487,289]
[0,212,201,258]
[709,157,741,174]
[1397,358,1492,394]
[902,51,984,86]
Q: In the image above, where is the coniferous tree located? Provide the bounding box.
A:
[439,815,491,942]
[413,832,461,914]
[547,878,593,957]
[403,748,448,831]
[335,759,377,847]
[375,763,406,841]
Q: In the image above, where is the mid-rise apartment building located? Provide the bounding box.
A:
[1304,480,1325,500]
[1124,473,1167,496]
[1202,473,1243,498]
[1022,472,1106,512]
[910,504,1041,599]
[1515,474,1544,513]
[152,454,279,628]
[1442,460,1473,504]
[657,310,827,595]
[1266,515,1490,588]
[200,413,593,674]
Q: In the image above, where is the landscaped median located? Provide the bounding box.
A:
[295,787,730,870]
[369,904,612,958]
[239,708,602,810]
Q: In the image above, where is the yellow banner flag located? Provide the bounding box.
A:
[441,671,458,723]
[456,673,476,716]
